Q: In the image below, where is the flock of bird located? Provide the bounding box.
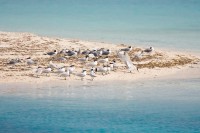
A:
[7,46,154,81]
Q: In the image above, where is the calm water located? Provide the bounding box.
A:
[0,0,200,50]
[0,79,200,133]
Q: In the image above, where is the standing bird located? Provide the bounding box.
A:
[98,56,109,64]
[117,51,139,73]
[76,70,87,80]
[34,67,43,78]
[68,65,75,74]
[7,58,21,66]
[102,49,111,55]
[86,60,98,67]
[120,46,133,52]
[109,60,117,71]
[106,65,111,74]
[90,69,97,81]
[45,50,57,56]
[42,67,52,76]
[26,57,35,67]
[56,57,67,62]
[59,70,70,80]
[48,61,58,69]
[56,67,65,73]
[89,50,102,57]
[65,50,77,57]
[78,55,89,63]
[95,66,108,75]
[133,51,143,60]
[144,47,154,53]
[81,49,90,55]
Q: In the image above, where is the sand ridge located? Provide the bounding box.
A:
[0,31,199,83]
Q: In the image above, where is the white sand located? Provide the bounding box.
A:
[0,31,199,84]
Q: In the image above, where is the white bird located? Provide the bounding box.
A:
[95,66,109,75]
[98,56,109,64]
[48,61,58,69]
[76,70,87,80]
[86,60,98,67]
[133,51,143,60]
[120,46,133,52]
[81,49,90,55]
[7,58,22,65]
[56,67,65,73]
[110,60,117,71]
[78,55,89,63]
[46,50,57,56]
[90,69,97,81]
[59,70,70,80]
[110,62,114,71]
[26,57,35,67]
[56,57,67,62]
[34,67,43,78]
[68,65,75,74]
[102,49,111,55]
[117,51,138,73]
[42,67,52,76]
[88,53,95,58]
[144,47,154,53]
[90,49,102,57]
[66,50,77,57]
[106,65,111,74]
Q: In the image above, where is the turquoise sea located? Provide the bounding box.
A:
[0,79,200,133]
[0,0,200,50]
[1,1,200,132]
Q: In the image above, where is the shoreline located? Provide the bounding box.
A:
[0,31,199,84]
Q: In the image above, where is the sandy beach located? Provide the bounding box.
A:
[0,31,199,84]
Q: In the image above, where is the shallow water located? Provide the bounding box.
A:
[0,79,200,133]
[0,0,200,50]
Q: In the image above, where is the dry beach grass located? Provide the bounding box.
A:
[0,31,199,83]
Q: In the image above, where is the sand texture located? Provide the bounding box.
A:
[0,31,199,84]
